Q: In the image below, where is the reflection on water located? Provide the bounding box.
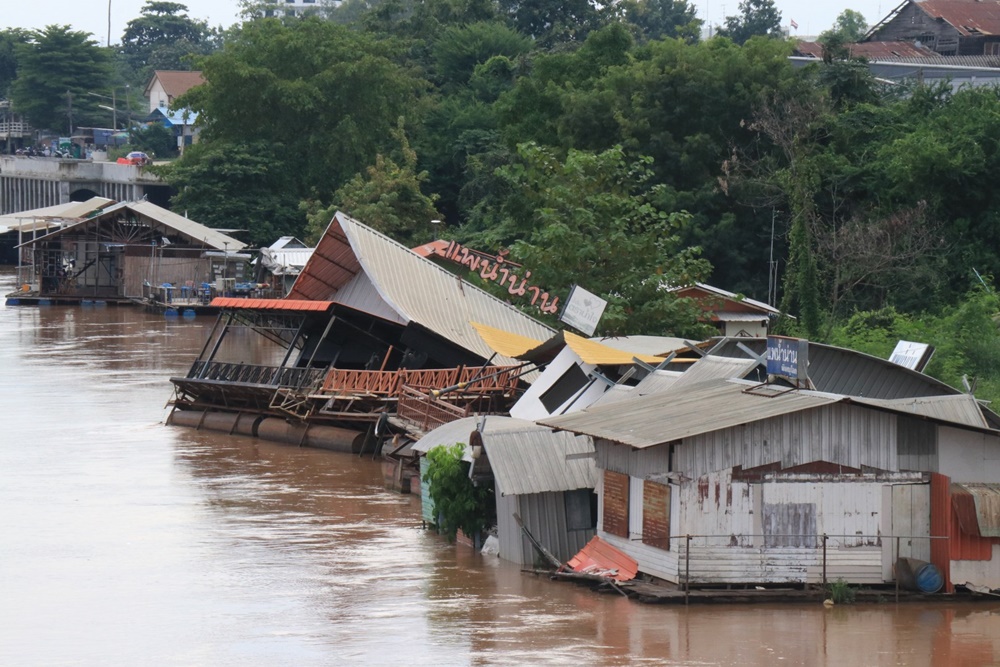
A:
[1,266,999,666]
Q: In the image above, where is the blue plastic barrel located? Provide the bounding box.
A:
[914,563,944,593]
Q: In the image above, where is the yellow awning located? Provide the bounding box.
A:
[562,331,664,365]
[470,321,548,359]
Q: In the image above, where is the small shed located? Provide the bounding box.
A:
[488,428,598,565]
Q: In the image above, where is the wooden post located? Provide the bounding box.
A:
[822,533,828,591]
[685,534,692,606]
[892,535,912,603]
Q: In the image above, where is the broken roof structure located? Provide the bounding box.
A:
[169,212,557,445]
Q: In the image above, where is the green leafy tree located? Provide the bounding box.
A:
[160,140,303,246]
[617,0,702,43]
[0,29,30,98]
[469,143,712,336]
[819,9,868,44]
[10,26,112,132]
[121,1,215,80]
[131,121,177,158]
[431,22,532,92]
[423,443,494,542]
[175,17,428,206]
[303,120,440,245]
[497,0,603,46]
[717,0,783,45]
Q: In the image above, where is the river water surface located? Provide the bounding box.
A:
[1,267,999,666]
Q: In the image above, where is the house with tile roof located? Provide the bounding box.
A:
[144,70,205,113]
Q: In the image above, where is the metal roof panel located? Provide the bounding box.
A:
[487,430,597,496]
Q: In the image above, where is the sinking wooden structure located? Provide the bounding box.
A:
[10,199,245,305]
[168,212,556,451]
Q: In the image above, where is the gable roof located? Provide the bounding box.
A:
[144,70,205,99]
[672,283,781,316]
[287,212,556,363]
[16,200,245,252]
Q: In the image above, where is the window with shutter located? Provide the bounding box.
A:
[642,481,671,550]
[602,471,629,538]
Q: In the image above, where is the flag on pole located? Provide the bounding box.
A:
[790,19,799,29]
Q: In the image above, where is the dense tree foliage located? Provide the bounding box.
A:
[716,0,783,45]
[9,26,112,132]
[0,29,29,98]
[424,443,494,542]
[14,0,1000,400]
[120,1,217,83]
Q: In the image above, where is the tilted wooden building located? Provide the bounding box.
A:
[168,212,556,449]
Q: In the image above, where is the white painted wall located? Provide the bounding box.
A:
[510,347,602,420]
[952,544,1000,590]
[937,425,1000,482]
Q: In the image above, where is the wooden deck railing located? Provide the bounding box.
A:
[321,366,522,397]
[397,386,470,431]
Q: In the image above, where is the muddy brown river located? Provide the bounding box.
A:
[1,267,998,666]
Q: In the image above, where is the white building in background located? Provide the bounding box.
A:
[260,0,342,18]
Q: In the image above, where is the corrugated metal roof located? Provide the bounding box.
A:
[128,200,246,251]
[921,0,1000,37]
[487,430,596,496]
[411,416,537,458]
[288,213,555,364]
[259,247,314,275]
[0,198,114,231]
[672,355,758,388]
[673,283,780,315]
[563,331,663,365]
[587,384,636,407]
[589,335,689,357]
[952,483,1000,537]
[852,394,989,429]
[795,40,938,59]
[471,321,547,359]
[714,312,772,322]
[540,380,840,449]
[565,536,638,581]
[708,338,963,399]
[210,297,334,312]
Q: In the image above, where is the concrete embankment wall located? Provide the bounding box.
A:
[168,409,365,453]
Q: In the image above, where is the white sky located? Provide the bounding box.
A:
[1,0,893,46]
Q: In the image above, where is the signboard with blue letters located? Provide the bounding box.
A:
[766,335,809,383]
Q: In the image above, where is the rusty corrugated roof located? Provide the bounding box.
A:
[795,40,938,59]
[210,297,334,311]
[565,536,638,581]
[921,0,1000,37]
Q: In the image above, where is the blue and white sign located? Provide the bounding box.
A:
[766,335,809,382]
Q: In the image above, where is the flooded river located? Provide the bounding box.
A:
[1,267,999,666]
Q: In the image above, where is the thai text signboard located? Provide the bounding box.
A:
[766,335,808,383]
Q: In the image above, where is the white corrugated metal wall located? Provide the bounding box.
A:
[677,403,898,478]
[495,488,595,565]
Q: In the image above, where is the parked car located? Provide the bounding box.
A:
[125,151,151,166]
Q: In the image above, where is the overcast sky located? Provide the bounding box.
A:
[2,0,895,46]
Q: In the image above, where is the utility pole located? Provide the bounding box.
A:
[67,90,74,136]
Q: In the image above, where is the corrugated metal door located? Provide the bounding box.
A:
[642,481,671,550]
[603,470,629,538]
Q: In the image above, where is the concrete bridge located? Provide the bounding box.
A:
[0,156,172,214]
